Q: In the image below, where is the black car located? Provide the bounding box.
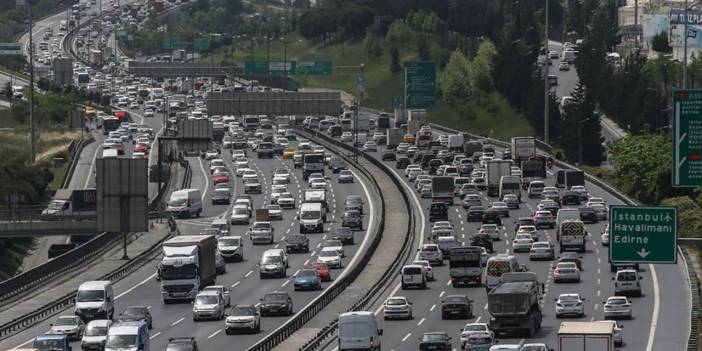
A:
[165,337,198,351]
[561,191,581,206]
[256,142,274,158]
[419,332,452,351]
[116,306,152,329]
[342,210,363,230]
[381,150,396,161]
[466,206,486,222]
[396,157,410,169]
[285,234,310,253]
[579,206,598,223]
[502,150,512,160]
[259,291,293,316]
[429,202,449,222]
[542,202,560,216]
[344,195,364,214]
[331,227,354,245]
[471,233,493,253]
[459,162,474,176]
[211,188,230,205]
[441,295,473,319]
[482,210,503,226]
[428,159,444,174]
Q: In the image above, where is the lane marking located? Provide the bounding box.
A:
[245,270,253,277]
[207,329,222,339]
[281,280,290,287]
[171,317,184,326]
[646,264,660,351]
[231,281,240,288]
[197,157,210,202]
[401,333,412,342]
[430,304,436,311]
[417,317,425,326]
[116,273,156,299]
[149,332,161,340]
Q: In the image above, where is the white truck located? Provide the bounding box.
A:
[448,134,464,151]
[159,235,217,303]
[41,189,96,220]
[485,160,512,197]
[386,128,404,149]
[303,189,328,221]
[510,137,536,164]
[558,321,614,351]
[353,113,370,134]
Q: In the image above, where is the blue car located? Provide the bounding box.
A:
[294,269,322,291]
[33,334,72,351]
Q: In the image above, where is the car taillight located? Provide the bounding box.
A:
[555,269,561,273]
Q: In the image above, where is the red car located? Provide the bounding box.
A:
[212,170,230,185]
[135,143,149,154]
[308,260,331,282]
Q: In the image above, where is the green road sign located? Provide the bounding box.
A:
[193,37,209,51]
[0,42,21,55]
[296,60,333,75]
[244,61,295,75]
[609,206,677,264]
[162,36,180,50]
[673,89,702,187]
[404,61,436,109]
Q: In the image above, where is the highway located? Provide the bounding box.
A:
[312,119,690,351]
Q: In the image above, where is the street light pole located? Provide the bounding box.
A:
[266,36,271,88]
[27,2,36,163]
[544,0,550,145]
[684,0,689,88]
[282,39,289,91]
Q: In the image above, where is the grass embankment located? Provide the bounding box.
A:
[207,33,533,140]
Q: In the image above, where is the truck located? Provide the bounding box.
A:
[511,137,537,165]
[77,72,90,88]
[353,113,370,134]
[558,322,614,351]
[485,160,512,197]
[558,220,587,253]
[377,113,390,130]
[41,188,96,220]
[173,49,186,61]
[448,246,483,287]
[521,158,547,189]
[431,176,455,205]
[415,125,432,149]
[386,128,403,149]
[487,272,543,337]
[448,134,465,152]
[212,122,225,141]
[89,49,103,66]
[565,170,585,190]
[464,141,483,158]
[303,153,325,180]
[159,235,217,303]
[499,175,522,201]
[394,107,407,127]
[304,189,328,219]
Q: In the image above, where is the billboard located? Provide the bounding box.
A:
[669,9,702,48]
[642,14,669,42]
[96,158,148,233]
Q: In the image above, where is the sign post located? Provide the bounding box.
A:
[404,61,436,109]
[609,206,677,264]
[673,89,702,186]
[0,43,21,55]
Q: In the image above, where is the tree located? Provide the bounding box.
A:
[438,49,470,104]
[560,82,603,165]
[467,40,497,104]
[651,31,672,53]
[363,32,383,60]
[385,19,414,46]
[390,47,402,73]
[417,37,431,61]
[3,82,11,99]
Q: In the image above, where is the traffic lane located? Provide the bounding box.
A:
[547,42,578,99]
[68,132,105,189]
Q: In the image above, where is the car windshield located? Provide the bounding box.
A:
[34,338,67,350]
[422,334,446,342]
[195,295,218,305]
[264,294,287,302]
[84,324,109,336]
[166,343,194,351]
[106,335,137,348]
[608,298,627,305]
[261,257,281,264]
[521,346,547,351]
[559,295,579,301]
[253,223,270,230]
[123,307,144,316]
[231,306,256,316]
[219,238,240,246]
[319,250,337,257]
[464,325,486,332]
[77,289,104,302]
[445,296,466,303]
[233,208,248,215]
[297,270,317,278]
[618,272,637,280]
[386,298,407,305]
[422,245,438,251]
[302,211,321,219]
[54,317,76,326]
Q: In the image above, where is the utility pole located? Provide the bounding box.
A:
[266,36,271,88]
[544,0,550,145]
[28,2,36,163]
[684,0,689,88]
[282,39,289,91]
[353,100,358,163]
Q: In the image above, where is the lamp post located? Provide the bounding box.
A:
[280,37,290,91]
[544,0,550,145]
[27,1,36,163]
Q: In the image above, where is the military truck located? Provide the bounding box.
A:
[487,272,543,337]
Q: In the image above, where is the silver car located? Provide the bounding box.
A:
[193,291,225,321]
[555,293,585,318]
[203,285,231,307]
[511,233,533,252]
[49,315,85,341]
[529,241,555,260]
[503,194,520,209]
[603,296,632,319]
[81,319,111,351]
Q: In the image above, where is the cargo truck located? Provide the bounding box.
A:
[448,134,465,152]
[521,158,547,189]
[565,170,585,189]
[448,246,483,287]
[353,114,370,134]
[485,160,512,197]
[159,235,217,303]
[303,189,328,221]
[487,272,543,337]
[303,153,325,180]
[386,128,403,149]
[432,176,455,205]
[510,137,536,165]
[464,141,483,158]
[558,321,614,351]
[41,188,97,220]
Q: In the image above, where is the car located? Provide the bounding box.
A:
[601,225,610,246]
[561,191,581,206]
[481,209,502,226]
[285,234,310,253]
[512,233,534,252]
[81,319,112,351]
[383,296,413,320]
[322,239,345,257]
[529,241,555,260]
[549,50,559,59]
[225,305,260,334]
[362,141,377,152]
[277,192,296,209]
[216,251,227,274]
[520,343,551,351]
[490,201,510,217]
[340,132,353,142]
[502,194,519,209]
[418,244,444,265]
[203,149,219,160]
[116,306,152,328]
[248,221,274,245]
[555,293,586,318]
[579,206,598,223]
[211,188,231,205]
[466,206,486,222]
[212,170,230,185]
[553,262,581,283]
[419,332,452,351]
[193,291,225,321]
[230,206,250,225]
[244,178,262,194]
[478,224,500,241]
[218,236,243,262]
[516,225,539,241]
[558,61,570,71]
[338,169,354,183]
[49,315,85,341]
[308,260,331,282]
[331,227,354,245]
[203,285,231,307]
[317,247,343,268]
[294,269,323,291]
[570,185,589,199]
[412,260,435,281]
[603,296,632,319]
[558,252,583,270]
[420,184,432,198]
[441,295,473,319]
[590,203,608,220]
[259,291,293,316]
[342,210,363,230]
[614,269,642,296]
[381,150,396,161]
[266,204,283,220]
[310,178,328,190]
[460,323,494,350]
[533,210,555,229]
[471,233,494,254]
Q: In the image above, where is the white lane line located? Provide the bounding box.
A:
[594,304,599,311]
[475,316,482,323]
[417,317,426,326]
[646,264,660,351]
[304,259,309,266]
[116,273,156,299]
[430,304,436,311]
[197,157,209,202]
[294,269,300,276]
[483,303,488,310]
[597,290,601,297]
[439,291,445,297]
[207,329,222,339]
[231,281,240,288]
[245,270,253,277]
[401,333,412,342]
[149,332,161,340]
[281,280,290,287]
[171,317,184,326]
[85,141,102,187]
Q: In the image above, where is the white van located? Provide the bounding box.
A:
[338,311,383,351]
[614,269,642,297]
[74,281,114,321]
[299,202,324,233]
[485,255,521,291]
[556,208,580,236]
[401,264,427,289]
[104,321,149,351]
[167,189,202,218]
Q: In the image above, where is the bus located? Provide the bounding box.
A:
[100,116,120,135]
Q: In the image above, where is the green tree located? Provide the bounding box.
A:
[390,47,402,73]
[363,32,383,60]
[417,37,431,61]
[560,82,602,165]
[3,81,11,99]
[385,19,413,46]
[438,49,470,105]
[651,31,672,53]
[467,40,497,104]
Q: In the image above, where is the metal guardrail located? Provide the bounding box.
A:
[246,128,393,351]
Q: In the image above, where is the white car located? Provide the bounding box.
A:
[412,260,434,281]
[230,206,250,225]
[603,296,632,320]
[512,233,534,252]
[277,192,296,209]
[322,239,345,257]
[553,262,581,283]
[405,164,421,176]
[570,185,589,199]
[310,179,328,190]
[479,224,500,241]
[516,225,539,241]
[555,293,585,318]
[340,132,353,142]
[317,247,342,268]
[460,323,494,348]
[383,296,413,320]
[144,108,154,117]
[601,225,610,246]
